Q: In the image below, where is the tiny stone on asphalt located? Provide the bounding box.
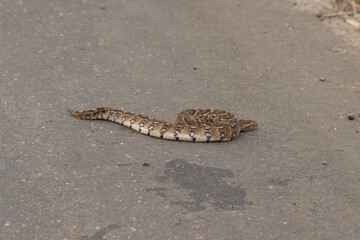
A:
[143,162,150,166]
[319,77,325,81]
[348,114,355,120]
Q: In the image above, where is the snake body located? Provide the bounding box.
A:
[68,107,257,142]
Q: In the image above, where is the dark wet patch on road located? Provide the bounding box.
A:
[150,159,251,211]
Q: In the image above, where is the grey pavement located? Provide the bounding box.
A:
[1,0,359,239]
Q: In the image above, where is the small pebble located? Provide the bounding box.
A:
[263,30,268,33]
[319,77,325,82]
[348,114,355,120]
[143,162,150,166]
[322,161,328,165]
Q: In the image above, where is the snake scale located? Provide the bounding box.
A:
[68,107,257,142]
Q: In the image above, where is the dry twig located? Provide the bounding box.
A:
[318,11,354,19]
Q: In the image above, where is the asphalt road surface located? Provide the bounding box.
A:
[1,0,359,239]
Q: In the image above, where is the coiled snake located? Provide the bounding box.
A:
[68,107,257,142]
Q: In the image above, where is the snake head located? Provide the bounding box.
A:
[239,119,258,132]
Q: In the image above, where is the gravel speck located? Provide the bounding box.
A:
[348,114,355,120]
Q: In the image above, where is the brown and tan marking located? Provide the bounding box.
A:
[67,107,257,142]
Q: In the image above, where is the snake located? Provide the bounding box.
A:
[68,107,257,142]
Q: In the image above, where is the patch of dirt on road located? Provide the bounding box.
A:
[295,0,360,49]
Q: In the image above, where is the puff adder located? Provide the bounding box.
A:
[68,107,257,142]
